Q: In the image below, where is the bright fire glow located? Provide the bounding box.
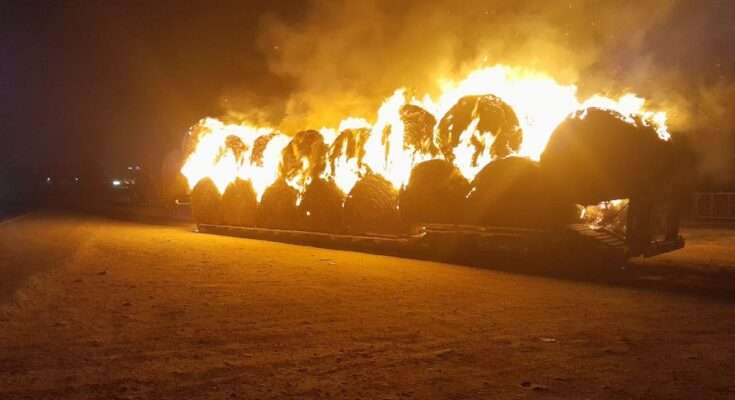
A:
[180,65,669,200]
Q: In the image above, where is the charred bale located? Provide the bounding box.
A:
[466,157,576,228]
[437,94,522,163]
[250,133,277,165]
[298,178,345,233]
[344,173,402,235]
[257,179,300,230]
[328,128,371,172]
[191,177,222,225]
[399,159,470,224]
[225,135,248,163]
[540,108,672,205]
[280,130,328,188]
[220,178,258,227]
[400,104,439,156]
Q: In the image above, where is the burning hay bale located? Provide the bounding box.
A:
[328,128,371,171]
[540,108,672,205]
[344,173,402,235]
[191,177,222,225]
[465,156,576,228]
[250,133,278,165]
[280,130,328,187]
[399,104,439,156]
[220,178,258,227]
[399,159,470,224]
[225,135,248,163]
[257,179,301,230]
[437,94,522,162]
[298,178,345,233]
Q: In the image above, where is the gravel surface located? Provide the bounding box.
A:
[1,212,734,399]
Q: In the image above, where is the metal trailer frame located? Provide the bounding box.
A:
[197,196,684,264]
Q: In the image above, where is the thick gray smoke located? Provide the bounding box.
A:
[227,0,735,185]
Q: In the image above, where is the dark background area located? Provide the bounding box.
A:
[0,1,303,216]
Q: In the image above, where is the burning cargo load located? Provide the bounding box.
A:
[344,173,402,235]
[279,129,329,189]
[399,159,470,225]
[180,65,678,260]
[177,64,684,261]
[540,108,672,206]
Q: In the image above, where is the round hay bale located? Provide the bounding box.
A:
[250,133,277,165]
[280,130,328,188]
[344,173,402,234]
[257,179,300,230]
[220,178,258,227]
[466,157,576,228]
[437,94,522,163]
[399,159,470,224]
[399,104,439,156]
[191,177,222,225]
[328,128,371,171]
[225,135,248,163]
[298,178,345,233]
[540,108,672,205]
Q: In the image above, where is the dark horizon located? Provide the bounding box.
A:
[0,1,304,174]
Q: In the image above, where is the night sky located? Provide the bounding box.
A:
[0,1,302,175]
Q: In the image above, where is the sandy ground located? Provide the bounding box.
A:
[1,212,734,399]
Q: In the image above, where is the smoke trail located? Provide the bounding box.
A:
[225,0,735,184]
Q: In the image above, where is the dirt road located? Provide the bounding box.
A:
[1,212,734,399]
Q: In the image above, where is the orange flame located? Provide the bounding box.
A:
[181,65,669,199]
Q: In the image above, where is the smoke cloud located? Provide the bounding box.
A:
[225,0,735,185]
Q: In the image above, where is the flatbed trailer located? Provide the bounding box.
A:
[197,203,684,266]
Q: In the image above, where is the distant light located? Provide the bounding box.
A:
[46,177,52,184]
[128,166,133,170]
[112,180,122,187]
[74,177,80,182]
[136,166,140,171]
